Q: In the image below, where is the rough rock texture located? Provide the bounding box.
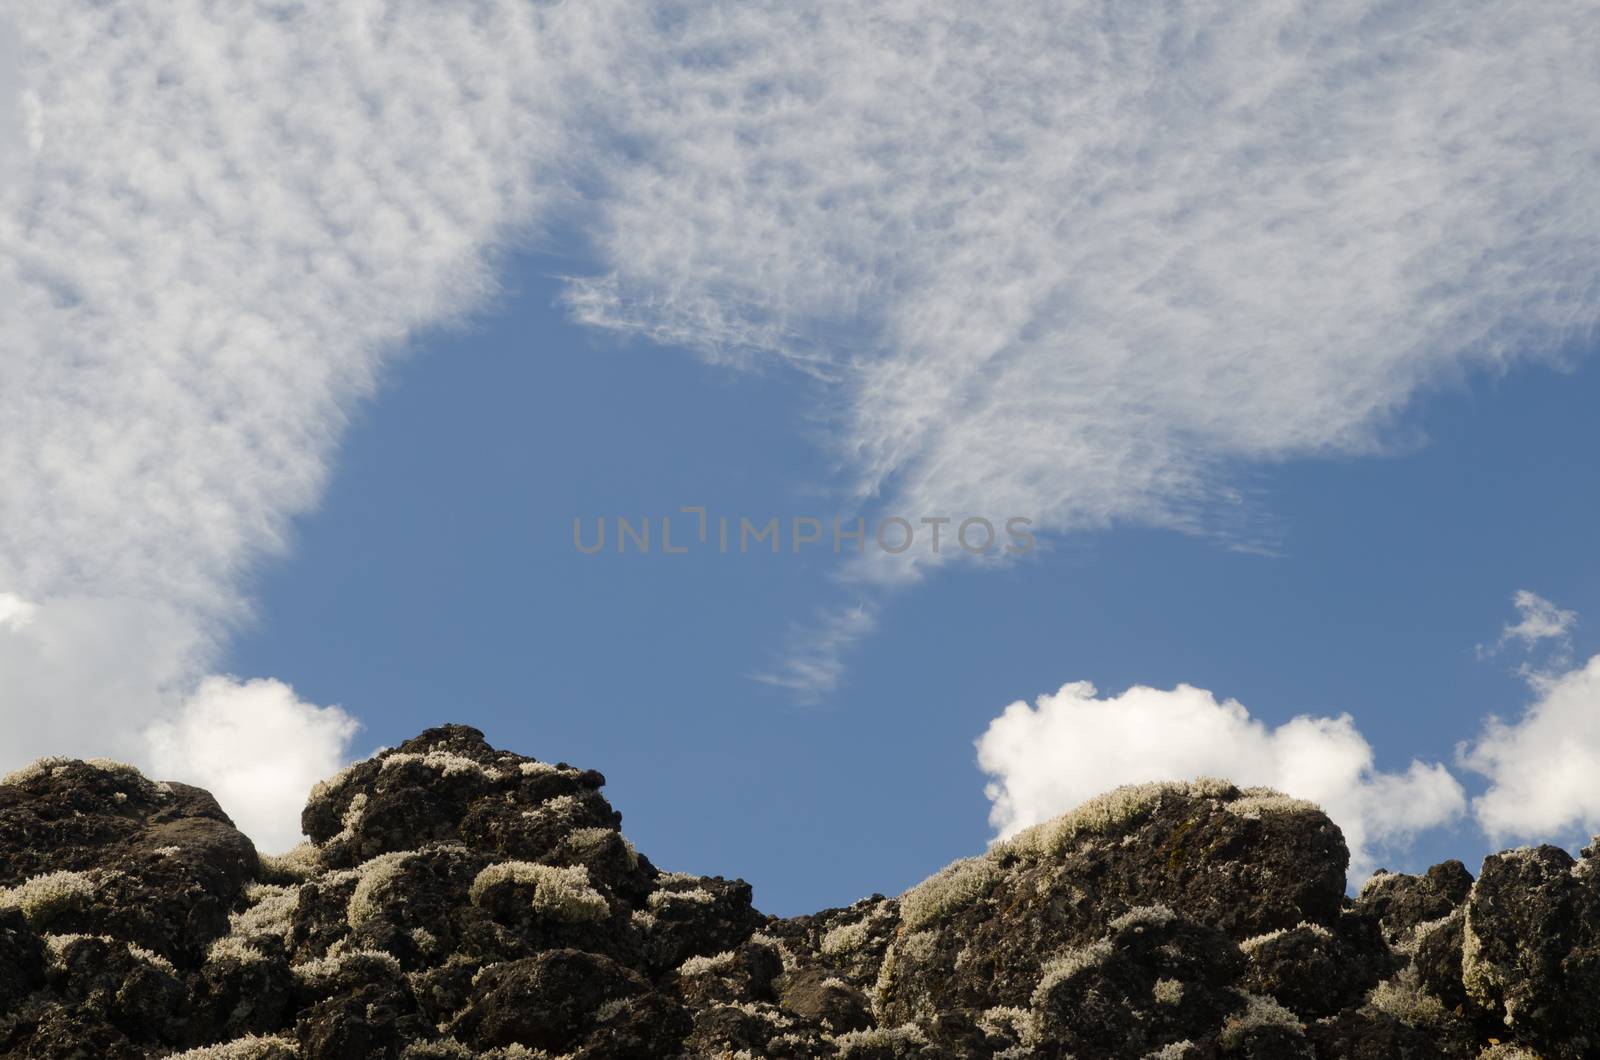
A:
[1,726,1598,1058]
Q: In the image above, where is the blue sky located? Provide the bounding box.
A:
[221,253,1600,914]
[6,3,1600,915]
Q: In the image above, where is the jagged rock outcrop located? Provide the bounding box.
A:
[1,725,1598,1058]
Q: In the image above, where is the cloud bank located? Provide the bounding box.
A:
[976,681,1466,880]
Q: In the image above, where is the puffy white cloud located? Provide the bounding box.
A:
[1461,653,1600,845]
[976,681,1465,880]
[145,676,360,852]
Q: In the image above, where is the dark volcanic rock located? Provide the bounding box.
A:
[3,727,1599,1057]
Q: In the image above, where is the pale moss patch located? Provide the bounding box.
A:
[164,1034,298,1059]
[647,887,716,910]
[308,760,363,805]
[977,1006,1034,1044]
[518,761,571,778]
[1032,940,1114,1005]
[678,949,741,978]
[1,756,74,786]
[83,757,148,782]
[292,948,402,986]
[1219,993,1303,1047]
[347,851,417,928]
[0,870,95,926]
[821,920,871,957]
[380,750,504,779]
[1146,1043,1198,1059]
[325,792,369,847]
[562,827,639,870]
[996,781,1196,861]
[1368,967,1448,1028]
[259,842,321,883]
[1240,921,1333,953]
[470,862,610,923]
[207,881,301,963]
[1154,978,1185,1005]
[1110,904,1176,932]
[832,1024,931,1057]
[45,933,175,975]
[1224,792,1321,819]
[900,856,999,931]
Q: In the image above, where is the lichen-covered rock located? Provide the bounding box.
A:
[0,757,257,967]
[4,726,1600,1057]
[873,780,1347,1039]
[1461,844,1600,1057]
[1356,860,1474,945]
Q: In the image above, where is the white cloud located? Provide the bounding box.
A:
[563,2,1600,576]
[1492,589,1578,656]
[1461,651,1600,846]
[976,681,1465,880]
[8,0,1600,835]
[752,604,878,701]
[0,592,35,632]
[145,676,360,852]
[0,2,582,841]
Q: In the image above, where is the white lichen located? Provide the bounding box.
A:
[1153,978,1185,1005]
[292,948,403,986]
[1219,993,1303,1046]
[821,920,871,957]
[163,1034,299,1059]
[259,842,322,883]
[1240,921,1333,953]
[0,869,95,926]
[977,1006,1035,1044]
[647,887,716,910]
[677,949,741,978]
[45,933,176,975]
[1367,967,1448,1028]
[379,750,504,779]
[996,781,1193,861]
[346,851,417,928]
[1032,941,1115,1005]
[832,1024,931,1057]
[899,856,999,931]
[0,756,74,786]
[1110,904,1176,932]
[470,862,610,923]
[1224,792,1321,820]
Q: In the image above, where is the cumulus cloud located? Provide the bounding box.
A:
[1462,593,1600,844]
[145,677,360,852]
[976,681,1466,880]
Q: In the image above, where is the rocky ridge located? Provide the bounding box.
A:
[2,725,1598,1058]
